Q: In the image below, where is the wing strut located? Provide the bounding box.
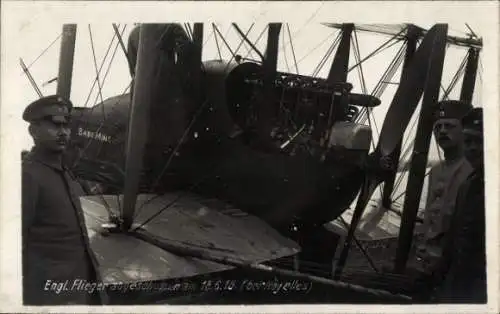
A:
[56,24,77,99]
[327,23,353,83]
[459,47,480,105]
[121,25,162,231]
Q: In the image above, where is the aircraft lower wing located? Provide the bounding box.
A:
[81,193,300,285]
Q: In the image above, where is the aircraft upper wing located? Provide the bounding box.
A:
[81,193,300,285]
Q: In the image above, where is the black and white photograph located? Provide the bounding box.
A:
[1,1,498,312]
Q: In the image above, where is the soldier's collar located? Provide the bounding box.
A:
[27,147,65,171]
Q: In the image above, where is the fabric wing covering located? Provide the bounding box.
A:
[81,193,301,285]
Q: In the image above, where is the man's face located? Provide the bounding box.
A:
[433,118,463,150]
[463,129,484,170]
[30,118,71,153]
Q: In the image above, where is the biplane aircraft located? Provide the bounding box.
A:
[21,22,482,304]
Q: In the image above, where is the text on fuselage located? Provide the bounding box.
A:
[78,127,112,143]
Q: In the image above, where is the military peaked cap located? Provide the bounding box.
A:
[462,107,483,134]
[434,100,472,121]
[22,95,73,123]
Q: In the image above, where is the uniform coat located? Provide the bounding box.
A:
[22,147,104,305]
[416,157,473,271]
[437,170,487,303]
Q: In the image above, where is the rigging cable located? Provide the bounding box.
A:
[19,58,43,97]
[348,27,406,73]
[355,37,406,124]
[280,2,325,52]
[112,23,132,71]
[339,216,379,274]
[295,30,336,67]
[213,23,236,59]
[287,23,300,75]
[88,25,106,116]
[242,26,268,61]
[281,27,291,73]
[232,23,264,62]
[223,23,255,68]
[356,40,406,125]
[212,24,223,60]
[79,24,126,138]
[441,52,468,100]
[81,25,122,108]
[78,25,126,159]
[21,33,62,75]
[87,29,130,159]
[311,31,341,77]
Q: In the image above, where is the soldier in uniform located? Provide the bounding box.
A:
[436,107,487,303]
[22,95,102,305]
[410,100,473,299]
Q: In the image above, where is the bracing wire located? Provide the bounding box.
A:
[88,25,106,116]
[348,27,407,73]
[82,25,122,108]
[287,24,300,75]
[356,41,406,125]
[20,58,43,97]
[354,41,405,124]
[90,26,127,108]
[339,216,379,273]
[232,23,264,62]
[112,23,132,69]
[212,23,237,59]
[243,26,267,61]
[311,31,341,77]
[78,25,127,159]
[295,30,336,67]
[212,24,223,60]
[281,27,291,73]
[280,2,325,51]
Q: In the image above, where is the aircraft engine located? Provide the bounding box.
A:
[199,59,374,166]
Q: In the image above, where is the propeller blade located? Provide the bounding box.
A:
[334,26,450,277]
[376,25,442,156]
